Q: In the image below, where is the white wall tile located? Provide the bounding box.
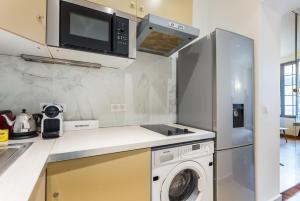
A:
[0,52,176,127]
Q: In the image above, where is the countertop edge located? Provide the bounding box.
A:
[47,133,215,162]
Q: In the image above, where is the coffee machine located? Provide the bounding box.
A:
[41,104,64,138]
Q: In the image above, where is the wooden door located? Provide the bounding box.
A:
[0,0,46,44]
[47,149,151,201]
[137,0,193,25]
[87,0,137,16]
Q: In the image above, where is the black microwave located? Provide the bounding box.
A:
[47,0,136,58]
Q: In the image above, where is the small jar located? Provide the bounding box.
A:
[0,129,9,146]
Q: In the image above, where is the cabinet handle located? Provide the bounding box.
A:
[36,15,45,22]
[130,1,136,8]
[53,192,60,198]
[139,5,145,12]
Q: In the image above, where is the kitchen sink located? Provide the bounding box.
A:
[0,142,32,175]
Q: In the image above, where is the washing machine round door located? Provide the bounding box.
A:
[161,161,206,201]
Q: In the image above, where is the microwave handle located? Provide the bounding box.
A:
[111,13,117,51]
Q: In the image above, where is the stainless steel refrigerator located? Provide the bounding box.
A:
[177,29,255,201]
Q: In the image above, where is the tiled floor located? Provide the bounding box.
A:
[280,137,300,193]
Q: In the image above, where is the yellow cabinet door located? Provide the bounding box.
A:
[137,0,193,25]
[0,0,46,44]
[87,0,137,16]
[47,149,151,201]
[29,171,46,201]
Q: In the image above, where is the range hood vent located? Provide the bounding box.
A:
[137,14,199,57]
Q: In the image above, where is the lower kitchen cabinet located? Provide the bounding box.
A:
[29,170,46,201]
[46,148,151,201]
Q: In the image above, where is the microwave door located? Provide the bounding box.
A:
[59,1,112,53]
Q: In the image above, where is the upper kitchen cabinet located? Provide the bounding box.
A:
[87,0,137,15]
[136,0,193,25]
[0,0,46,44]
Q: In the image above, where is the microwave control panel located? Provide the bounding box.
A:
[113,16,129,56]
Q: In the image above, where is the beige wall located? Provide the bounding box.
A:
[256,3,282,200]
[193,0,259,39]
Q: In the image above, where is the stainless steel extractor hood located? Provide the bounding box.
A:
[137,14,199,57]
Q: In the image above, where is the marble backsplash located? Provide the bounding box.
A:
[0,52,176,127]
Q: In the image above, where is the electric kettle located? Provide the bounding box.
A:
[13,109,37,133]
[11,109,42,139]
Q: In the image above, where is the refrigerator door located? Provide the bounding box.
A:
[177,34,214,131]
[215,29,254,150]
[216,145,255,201]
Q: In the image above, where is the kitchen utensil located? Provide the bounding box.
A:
[32,113,43,132]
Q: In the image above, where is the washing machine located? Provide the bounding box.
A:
[152,140,214,201]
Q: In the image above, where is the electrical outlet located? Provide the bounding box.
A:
[110,104,127,112]
[111,104,120,112]
[119,104,127,112]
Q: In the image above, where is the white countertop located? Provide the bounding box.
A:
[0,124,214,201]
[49,124,215,162]
[0,138,55,201]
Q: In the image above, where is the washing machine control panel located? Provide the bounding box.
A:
[152,141,214,168]
[180,141,214,158]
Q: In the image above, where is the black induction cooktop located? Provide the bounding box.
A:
[141,124,194,136]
